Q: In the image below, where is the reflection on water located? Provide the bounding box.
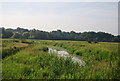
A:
[48,48,85,66]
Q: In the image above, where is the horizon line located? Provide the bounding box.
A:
[1,27,119,36]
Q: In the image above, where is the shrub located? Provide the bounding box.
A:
[13,40,19,42]
[74,50,82,56]
[88,41,92,43]
[2,47,24,58]
[89,49,92,53]
[96,51,99,54]
[80,45,85,47]
[94,41,98,43]
[42,46,48,52]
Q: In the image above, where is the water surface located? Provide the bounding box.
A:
[48,48,85,66]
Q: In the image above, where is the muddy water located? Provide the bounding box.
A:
[48,48,85,66]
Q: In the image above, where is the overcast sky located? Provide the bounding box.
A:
[0,1,118,35]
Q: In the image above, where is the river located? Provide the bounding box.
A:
[48,48,85,66]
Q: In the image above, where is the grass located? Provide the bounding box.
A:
[2,43,81,79]
[1,39,30,59]
[1,39,120,79]
[37,40,120,79]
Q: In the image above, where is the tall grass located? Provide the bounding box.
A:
[2,39,120,79]
[2,43,82,79]
[2,39,31,59]
[38,40,120,79]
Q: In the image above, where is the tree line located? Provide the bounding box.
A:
[0,27,120,42]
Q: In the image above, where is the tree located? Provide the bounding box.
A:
[1,27,13,38]
[12,32,23,39]
[22,32,30,39]
[16,27,29,33]
[1,27,119,42]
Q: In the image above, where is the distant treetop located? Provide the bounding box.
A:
[0,27,119,42]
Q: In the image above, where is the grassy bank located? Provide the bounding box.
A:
[2,39,120,79]
[2,43,82,79]
[38,40,120,79]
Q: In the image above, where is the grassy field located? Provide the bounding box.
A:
[1,39,120,79]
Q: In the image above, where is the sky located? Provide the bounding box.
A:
[0,1,119,35]
[0,0,119,2]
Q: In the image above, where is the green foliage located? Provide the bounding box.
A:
[94,41,98,43]
[74,50,82,56]
[2,39,120,79]
[1,27,120,42]
[2,47,21,58]
[39,40,120,79]
[12,32,23,39]
[20,39,33,44]
[22,32,30,39]
[2,44,81,79]
[2,39,29,58]
[88,41,92,43]
[42,47,48,52]
[32,45,48,52]
[0,27,13,38]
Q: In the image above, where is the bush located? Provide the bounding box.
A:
[2,47,24,58]
[96,51,99,54]
[94,41,98,43]
[74,50,82,56]
[88,41,92,43]
[79,45,85,47]
[13,40,19,42]
[42,47,48,52]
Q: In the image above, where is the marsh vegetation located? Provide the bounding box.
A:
[1,39,120,79]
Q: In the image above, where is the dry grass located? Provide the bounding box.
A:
[2,43,28,49]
